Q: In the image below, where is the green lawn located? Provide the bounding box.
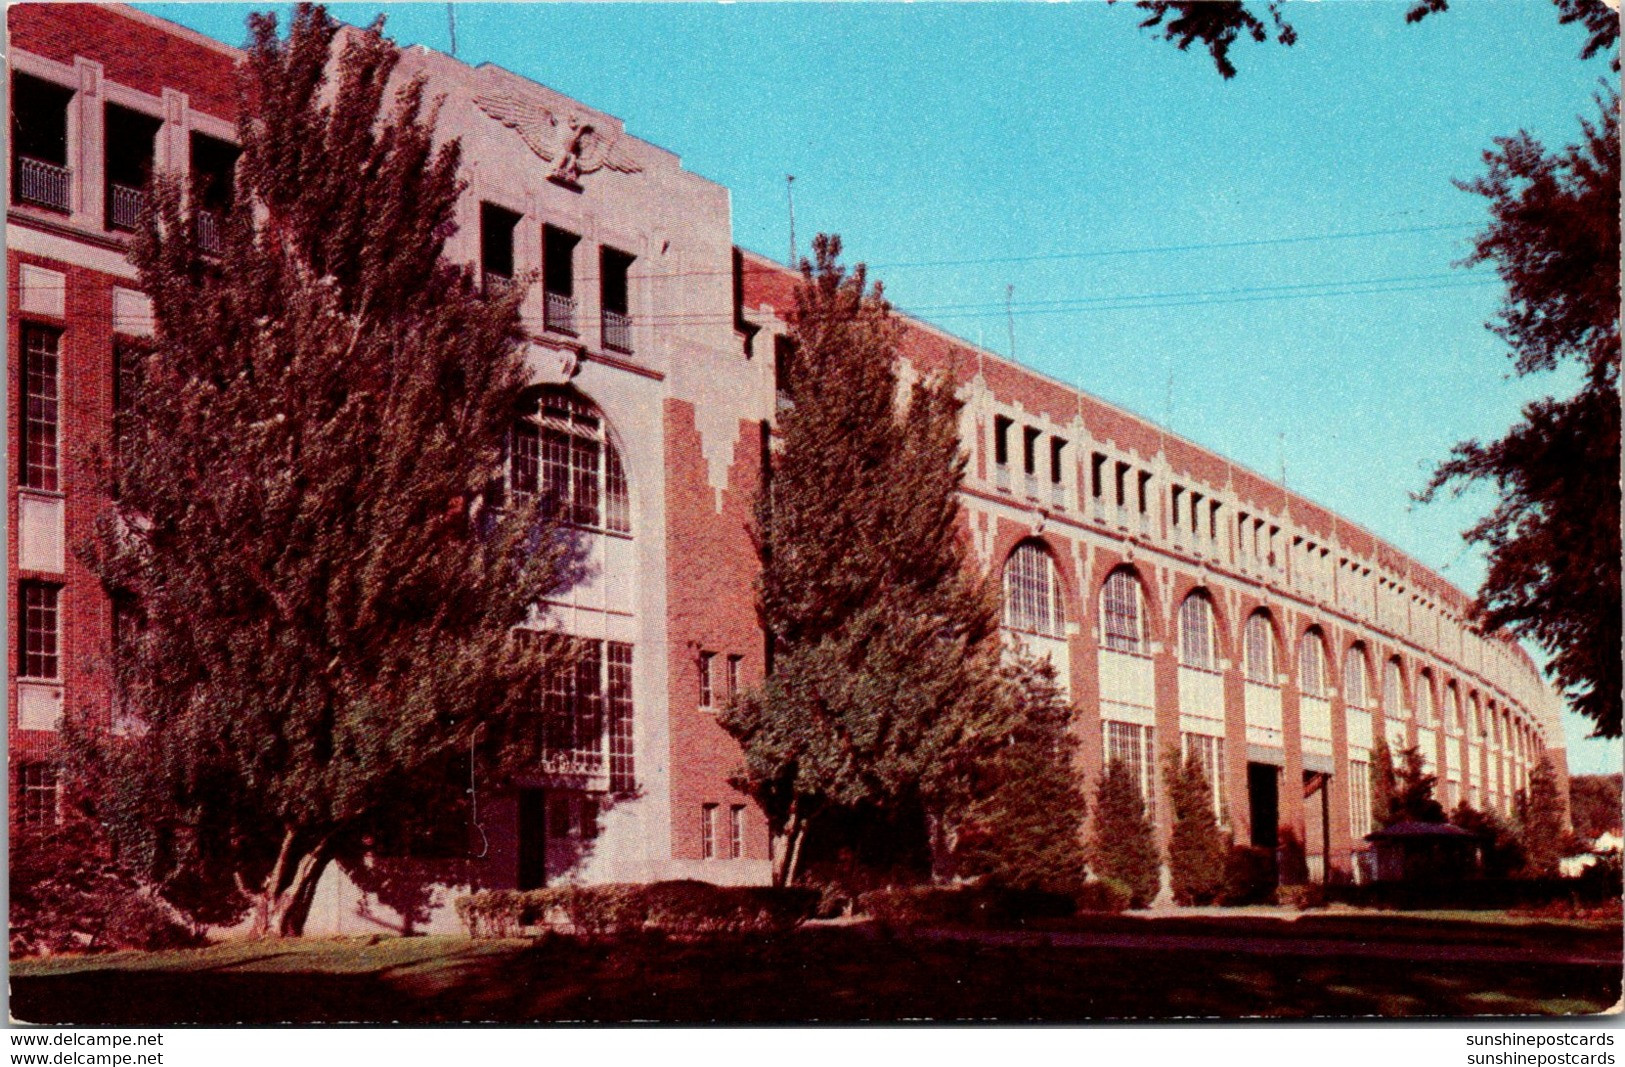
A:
[11,915,1621,1024]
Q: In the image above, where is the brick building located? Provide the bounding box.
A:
[8,5,1567,933]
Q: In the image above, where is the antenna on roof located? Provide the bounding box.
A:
[447,3,457,57]
[1278,431,1287,488]
[1006,284,1016,361]
[786,175,797,268]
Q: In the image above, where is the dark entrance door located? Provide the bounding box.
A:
[518,789,548,890]
[1247,762,1279,850]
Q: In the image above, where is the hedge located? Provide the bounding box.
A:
[454,881,820,939]
[857,884,1079,928]
[1327,872,1622,912]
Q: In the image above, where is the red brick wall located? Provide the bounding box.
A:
[661,399,769,861]
[10,4,239,122]
[8,251,124,819]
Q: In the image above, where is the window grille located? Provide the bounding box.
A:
[701,804,718,860]
[1342,646,1370,708]
[20,582,60,680]
[1244,614,1276,684]
[1349,760,1373,840]
[1100,570,1144,654]
[1104,720,1155,818]
[607,642,635,793]
[1297,631,1326,697]
[1384,659,1406,720]
[22,326,60,491]
[1004,542,1065,639]
[698,652,715,708]
[18,764,59,829]
[509,390,629,533]
[1178,594,1216,670]
[1181,731,1226,821]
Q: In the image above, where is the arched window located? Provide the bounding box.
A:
[1297,629,1328,698]
[510,388,631,534]
[1100,569,1146,654]
[1004,541,1066,639]
[1178,592,1217,670]
[1383,658,1407,719]
[1448,682,1464,732]
[1243,612,1276,684]
[1469,692,1483,737]
[1343,644,1371,708]
[1416,671,1435,726]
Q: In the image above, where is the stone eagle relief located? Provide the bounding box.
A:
[473,88,642,187]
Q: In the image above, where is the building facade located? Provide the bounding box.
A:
[8,5,1567,933]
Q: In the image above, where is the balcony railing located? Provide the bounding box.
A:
[994,464,1011,492]
[196,210,223,254]
[1049,481,1066,509]
[109,182,145,231]
[1023,473,1039,500]
[601,308,633,354]
[17,156,71,213]
[544,290,577,335]
[483,271,515,300]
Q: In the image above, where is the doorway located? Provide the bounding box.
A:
[518,789,547,890]
[1247,762,1280,851]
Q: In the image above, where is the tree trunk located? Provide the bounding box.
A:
[772,807,803,887]
[253,828,334,938]
[278,840,334,937]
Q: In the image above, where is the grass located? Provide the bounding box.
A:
[12,912,1621,1024]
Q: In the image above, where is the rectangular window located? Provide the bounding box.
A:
[1138,471,1152,515]
[20,582,60,680]
[22,325,61,492]
[543,225,579,334]
[1104,721,1155,819]
[1349,759,1372,840]
[190,132,238,253]
[1049,437,1066,485]
[600,246,635,354]
[993,416,1012,468]
[698,651,715,708]
[607,641,635,793]
[774,336,796,402]
[18,764,59,829]
[1090,453,1106,500]
[104,103,161,233]
[12,73,73,213]
[729,804,746,860]
[1114,462,1128,509]
[1170,485,1184,529]
[1021,426,1040,477]
[480,202,521,287]
[726,654,742,700]
[540,637,605,767]
[701,803,718,860]
[510,420,541,498]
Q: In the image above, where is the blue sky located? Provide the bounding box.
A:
[139,2,1618,774]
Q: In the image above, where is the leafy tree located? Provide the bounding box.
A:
[1518,755,1570,876]
[1566,773,1623,841]
[81,5,570,936]
[1163,747,1228,905]
[1449,801,1527,878]
[1123,0,1615,80]
[946,656,1087,894]
[1087,760,1161,908]
[1392,746,1448,824]
[1370,734,1401,828]
[1421,90,1621,740]
[721,234,1004,886]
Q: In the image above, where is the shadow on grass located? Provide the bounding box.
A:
[12,928,1621,1025]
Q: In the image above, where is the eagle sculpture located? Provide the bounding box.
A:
[473,88,642,184]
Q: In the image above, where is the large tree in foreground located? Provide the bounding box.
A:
[721,235,1006,886]
[1421,90,1621,740]
[82,5,569,935]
